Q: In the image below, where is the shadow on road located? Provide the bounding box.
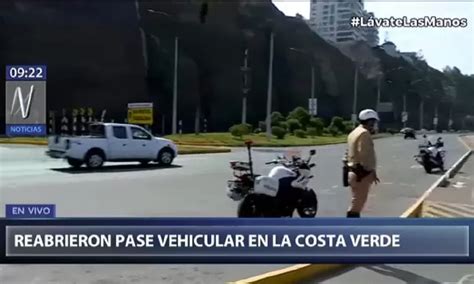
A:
[431,170,446,176]
[363,265,440,284]
[51,164,183,174]
[304,265,441,284]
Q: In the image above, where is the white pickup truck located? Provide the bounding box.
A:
[46,123,178,169]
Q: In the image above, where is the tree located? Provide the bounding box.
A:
[272,126,287,139]
[308,117,324,135]
[286,118,302,133]
[287,107,310,128]
[444,66,474,119]
[329,116,345,133]
[271,111,285,126]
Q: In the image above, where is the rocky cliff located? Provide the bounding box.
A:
[3,1,463,134]
[0,0,148,134]
[140,0,377,132]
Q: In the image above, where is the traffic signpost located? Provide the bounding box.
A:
[402,112,408,123]
[308,98,317,116]
[127,102,154,125]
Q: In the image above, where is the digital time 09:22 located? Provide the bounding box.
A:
[6,65,47,80]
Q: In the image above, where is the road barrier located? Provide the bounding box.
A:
[232,264,346,284]
[231,138,473,284]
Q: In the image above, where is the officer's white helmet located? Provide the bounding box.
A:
[358,109,380,121]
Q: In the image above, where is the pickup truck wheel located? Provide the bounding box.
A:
[158,148,174,166]
[67,158,83,168]
[85,152,104,169]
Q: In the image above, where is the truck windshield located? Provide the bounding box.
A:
[88,124,106,137]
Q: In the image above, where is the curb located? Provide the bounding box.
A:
[401,149,472,218]
[230,264,346,284]
[179,148,232,155]
[0,140,47,145]
[446,150,472,179]
[232,137,472,284]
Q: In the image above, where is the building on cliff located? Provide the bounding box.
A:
[307,0,378,47]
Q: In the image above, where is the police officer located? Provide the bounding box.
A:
[346,109,380,218]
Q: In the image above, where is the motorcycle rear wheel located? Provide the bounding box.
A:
[297,189,318,218]
[237,194,264,217]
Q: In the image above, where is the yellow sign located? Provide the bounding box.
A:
[127,102,153,125]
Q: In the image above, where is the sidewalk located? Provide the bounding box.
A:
[423,135,474,217]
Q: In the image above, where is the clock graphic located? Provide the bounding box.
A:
[5,65,47,136]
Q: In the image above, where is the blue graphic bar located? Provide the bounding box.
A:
[6,124,47,136]
[6,65,47,81]
[0,218,472,264]
[5,205,56,219]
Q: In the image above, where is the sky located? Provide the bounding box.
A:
[273,1,474,75]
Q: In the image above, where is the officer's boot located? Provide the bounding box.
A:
[346,211,360,218]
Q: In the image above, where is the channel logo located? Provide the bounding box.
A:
[5,65,47,137]
[10,85,34,119]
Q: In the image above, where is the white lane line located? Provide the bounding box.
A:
[452,182,466,189]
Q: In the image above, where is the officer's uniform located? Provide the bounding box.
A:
[346,124,377,216]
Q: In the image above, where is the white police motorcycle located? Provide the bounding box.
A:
[226,141,318,218]
[415,137,446,173]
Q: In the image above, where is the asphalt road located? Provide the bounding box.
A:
[306,264,474,284]
[0,134,469,284]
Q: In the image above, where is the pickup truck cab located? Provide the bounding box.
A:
[46,123,178,169]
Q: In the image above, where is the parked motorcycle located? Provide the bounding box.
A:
[226,141,318,218]
[414,137,446,173]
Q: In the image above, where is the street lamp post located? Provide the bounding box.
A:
[310,65,315,116]
[172,36,179,135]
[265,31,275,139]
[241,49,250,124]
[147,9,180,135]
[403,78,424,129]
[289,47,317,116]
[419,97,424,130]
[449,105,454,130]
[376,74,381,108]
[352,67,359,126]
[377,66,403,104]
[402,93,407,128]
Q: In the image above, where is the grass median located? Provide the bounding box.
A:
[0,137,231,155]
[166,132,351,147]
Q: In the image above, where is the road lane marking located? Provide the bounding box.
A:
[423,201,474,217]
[452,182,466,189]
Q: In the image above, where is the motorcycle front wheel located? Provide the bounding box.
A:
[422,155,432,173]
[423,163,432,174]
[237,194,264,217]
[297,189,318,218]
